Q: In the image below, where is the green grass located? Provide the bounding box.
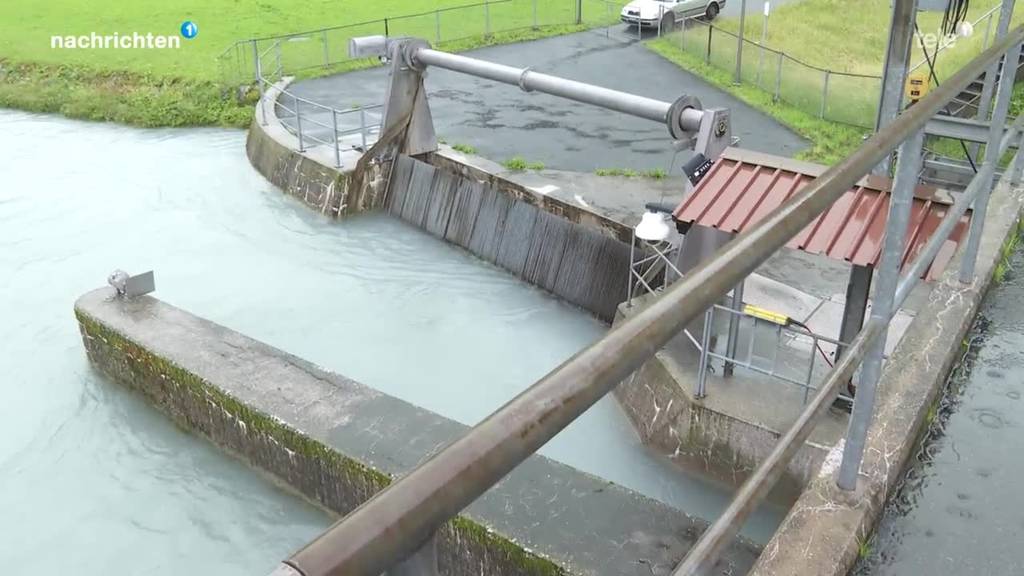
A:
[647,38,869,165]
[715,0,1022,77]
[502,156,545,171]
[451,142,478,154]
[668,0,1024,127]
[0,0,624,126]
[596,167,668,179]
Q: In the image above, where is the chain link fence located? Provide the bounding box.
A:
[217,0,626,90]
[668,20,881,128]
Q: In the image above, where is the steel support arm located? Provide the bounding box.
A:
[410,47,704,139]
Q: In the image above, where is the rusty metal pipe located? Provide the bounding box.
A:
[279,25,1024,576]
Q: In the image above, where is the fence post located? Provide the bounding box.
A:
[251,41,260,84]
[821,70,831,119]
[331,108,342,168]
[984,11,995,49]
[961,41,1023,282]
[360,108,368,150]
[735,0,747,83]
[322,30,330,68]
[836,128,924,491]
[384,18,390,36]
[435,10,441,43]
[774,51,783,101]
[706,24,713,64]
[576,0,583,25]
[696,308,714,398]
[295,99,305,152]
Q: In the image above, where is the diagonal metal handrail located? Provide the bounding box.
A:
[272,24,1024,576]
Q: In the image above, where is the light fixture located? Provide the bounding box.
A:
[635,210,672,242]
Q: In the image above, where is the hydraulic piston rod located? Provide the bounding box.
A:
[409,47,705,139]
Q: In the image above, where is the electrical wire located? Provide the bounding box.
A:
[942,0,971,37]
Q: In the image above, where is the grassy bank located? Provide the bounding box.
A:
[715,0,1022,77]
[0,0,619,127]
[647,37,868,165]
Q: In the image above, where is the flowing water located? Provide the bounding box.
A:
[855,245,1024,575]
[0,110,782,575]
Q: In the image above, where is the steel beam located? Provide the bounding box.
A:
[925,114,1005,143]
[961,41,1024,282]
[410,47,704,139]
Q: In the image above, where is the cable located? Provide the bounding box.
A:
[914,21,979,173]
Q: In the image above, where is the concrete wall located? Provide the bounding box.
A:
[245,79,387,218]
[75,287,763,576]
[387,155,630,322]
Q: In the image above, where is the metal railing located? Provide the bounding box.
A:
[695,303,850,404]
[266,23,1024,576]
[626,232,849,405]
[254,40,383,168]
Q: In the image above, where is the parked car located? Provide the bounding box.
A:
[620,0,724,31]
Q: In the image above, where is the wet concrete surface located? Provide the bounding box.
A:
[285,30,807,173]
[854,243,1024,575]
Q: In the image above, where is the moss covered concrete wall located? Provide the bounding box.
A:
[74,288,761,575]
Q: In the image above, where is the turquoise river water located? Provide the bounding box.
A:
[0,110,782,575]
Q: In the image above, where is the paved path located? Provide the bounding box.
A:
[285,29,807,173]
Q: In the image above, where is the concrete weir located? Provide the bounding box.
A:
[74,287,762,576]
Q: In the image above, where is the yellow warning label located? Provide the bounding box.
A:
[906,72,931,102]
[742,305,790,326]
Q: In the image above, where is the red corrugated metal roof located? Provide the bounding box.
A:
[673,148,970,281]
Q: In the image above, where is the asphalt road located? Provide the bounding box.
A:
[285,29,807,173]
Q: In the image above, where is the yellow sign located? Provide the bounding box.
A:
[742,305,790,326]
[906,72,931,102]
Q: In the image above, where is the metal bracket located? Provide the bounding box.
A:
[694,108,732,161]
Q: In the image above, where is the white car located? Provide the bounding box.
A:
[620,0,724,30]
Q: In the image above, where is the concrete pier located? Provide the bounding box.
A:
[74,287,762,576]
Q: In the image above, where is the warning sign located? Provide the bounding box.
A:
[906,72,931,102]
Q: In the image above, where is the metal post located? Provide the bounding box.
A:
[384,18,390,36]
[757,2,769,87]
[360,107,368,149]
[680,15,686,50]
[961,41,1023,282]
[485,0,491,36]
[821,70,831,119]
[874,0,918,173]
[275,41,283,77]
[774,51,783,101]
[837,128,925,491]
[532,0,538,29]
[735,0,747,83]
[295,99,305,153]
[322,30,330,67]
[252,41,260,84]
[723,282,744,376]
[576,0,583,25]
[973,0,1016,156]
[696,308,713,398]
[984,11,995,49]
[331,109,341,168]
[1013,131,1024,185]
[835,264,872,368]
[706,23,713,63]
